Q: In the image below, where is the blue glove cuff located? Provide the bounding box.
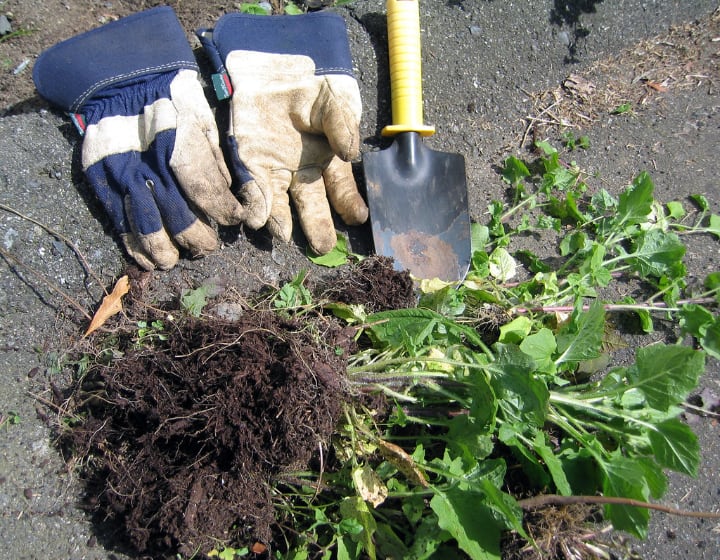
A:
[33,7,198,112]
[206,12,355,77]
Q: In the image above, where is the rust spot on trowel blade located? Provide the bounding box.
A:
[390,230,460,281]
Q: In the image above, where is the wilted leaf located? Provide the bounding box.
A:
[352,464,388,507]
[85,275,129,336]
[377,439,429,488]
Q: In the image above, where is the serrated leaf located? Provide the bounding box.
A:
[555,301,605,365]
[182,284,215,317]
[628,344,705,411]
[628,229,685,279]
[366,308,483,350]
[648,418,699,476]
[430,488,502,560]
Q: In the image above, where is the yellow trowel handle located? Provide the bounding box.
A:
[381,0,436,137]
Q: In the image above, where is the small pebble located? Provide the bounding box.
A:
[0,15,12,35]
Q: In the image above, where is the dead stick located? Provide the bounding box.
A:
[0,246,91,320]
[518,494,720,518]
[0,202,105,293]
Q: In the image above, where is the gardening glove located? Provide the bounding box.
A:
[197,12,369,255]
[32,7,255,270]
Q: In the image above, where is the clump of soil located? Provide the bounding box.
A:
[316,255,416,312]
[53,256,413,558]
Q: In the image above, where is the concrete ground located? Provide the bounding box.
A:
[0,1,718,558]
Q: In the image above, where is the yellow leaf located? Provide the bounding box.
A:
[85,275,130,336]
[377,439,429,488]
[352,464,388,508]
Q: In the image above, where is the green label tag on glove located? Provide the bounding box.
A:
[211,72,233,100]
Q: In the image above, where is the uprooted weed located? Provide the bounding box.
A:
[49,256,414,558]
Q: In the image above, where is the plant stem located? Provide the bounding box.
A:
[518,494,720,518]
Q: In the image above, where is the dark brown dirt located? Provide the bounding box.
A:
[316,255,416,312]
[50,256,413,558]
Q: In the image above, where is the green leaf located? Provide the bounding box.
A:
[627,344,705,411]
[501,155,530,187]
[555,301,605,365]
[559,231,590,256]
[498,316,533,344]
[611,102,633,115]
[488,247,517,281]
[617,172,654,226]
[374,522,409,560]
[407,514,448,560]
[514,249,552,273]
[648,418,699,476]
[519,328,557,372]
[181,284,212,317]
[490,344,549,427]
[308,233,354,267]
[447,414,495,466]
[430,488,502,560]
[705,271,720,293]
[678,303,714,337]
[700,320,720,360]
[471,223,490,253]
[284,1,304,14]
[628,229,685,279]
[601,454,651,538]
[239,3,270,14]
[689,193,709,211]
[339,496,377,560]
[274,270,312,308]
[708,214,720,239]
[665,201,686,220]
[532,430,572,495]
[366,308,483,351]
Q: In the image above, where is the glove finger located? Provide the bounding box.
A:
[318,75,362,161]
[119,232,160,271]
[323,157,368,226]
[145,136,219,260]
[290,168,337,255]
[227,135,272,231]
[265,169,294,243]
[169,70,246,226]
[84,155,179,270]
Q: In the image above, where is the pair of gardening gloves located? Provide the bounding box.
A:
[32,6,368,270]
